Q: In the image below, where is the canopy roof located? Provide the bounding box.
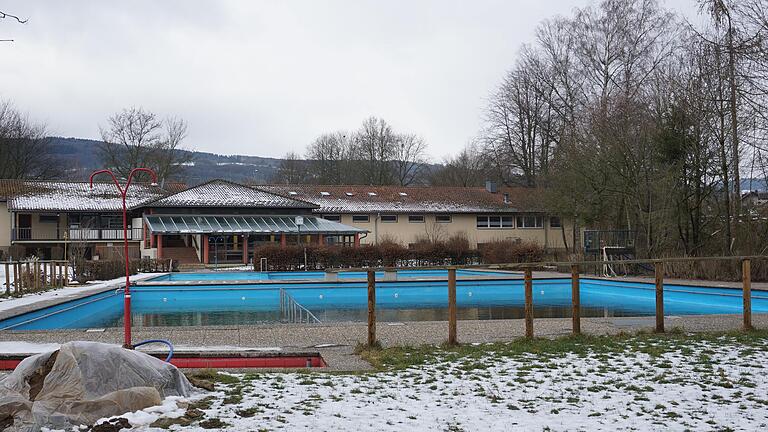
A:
[143,214,367,235]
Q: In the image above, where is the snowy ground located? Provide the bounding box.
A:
[90,332,768,431]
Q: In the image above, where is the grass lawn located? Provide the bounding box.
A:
[98,330,768,431]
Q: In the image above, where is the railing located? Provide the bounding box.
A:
[11,227,144,242]
[359,255,762,347]
[279,288,321,324]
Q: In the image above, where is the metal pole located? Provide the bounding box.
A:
[90,167,157,349]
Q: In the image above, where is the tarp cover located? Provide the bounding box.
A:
[0,341,192,432]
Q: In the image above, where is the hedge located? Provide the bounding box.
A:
[253,239,544,271]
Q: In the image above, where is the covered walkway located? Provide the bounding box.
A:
[142,214,367,264]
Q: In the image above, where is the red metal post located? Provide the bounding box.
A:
[242,235,249,264]
[280,233,287,248]
[90,168,157,349]
[354,233,360,247]
[203,234,209,264]
[156,234,163,259]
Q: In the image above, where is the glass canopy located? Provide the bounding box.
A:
[143,215,366,235]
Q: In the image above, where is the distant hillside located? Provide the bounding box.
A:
[47,137,283,184]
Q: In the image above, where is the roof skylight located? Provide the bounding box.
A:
[399,192,408,196]
[320,191,331,196]
[288,191,298,195]
[368,192,377,196]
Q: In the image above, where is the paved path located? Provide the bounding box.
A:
[1,314,765,371]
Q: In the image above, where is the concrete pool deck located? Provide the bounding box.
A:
[1,314,765,371]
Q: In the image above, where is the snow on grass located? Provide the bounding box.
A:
[119,333,768,431]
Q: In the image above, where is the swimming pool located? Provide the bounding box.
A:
[0,270,765,330]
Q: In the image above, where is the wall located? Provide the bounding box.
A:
[337,213,578,250]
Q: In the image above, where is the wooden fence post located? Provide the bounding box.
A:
[42,262,47,287]
[743,259,752,331]
[367,270,377,347]
[63,261,69,286]
[52,262,57,288]
[4,262,9,296]
[524,268,533,339]
[448,267,457,346]
[654,261,664,333]
[571,264,581,335]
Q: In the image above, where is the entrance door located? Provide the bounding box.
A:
[17,214,32,240]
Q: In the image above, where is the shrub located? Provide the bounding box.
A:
[480,240,544,264]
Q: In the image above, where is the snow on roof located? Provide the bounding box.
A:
[146,179,317,209]
[2,180,181,212]
[261,185,545,214]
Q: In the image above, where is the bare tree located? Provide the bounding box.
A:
[351,117,398,185]
[305,131,355,184]
[429,142,488,187]
[99,107,191,182]
[273,152,309,184]
[0,100,58,179]
[392,133,429,186]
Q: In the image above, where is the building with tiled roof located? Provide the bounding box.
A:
[261,183,567,249]
[0,178,574,264]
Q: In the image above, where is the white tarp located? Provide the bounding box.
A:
[0,341,192,432]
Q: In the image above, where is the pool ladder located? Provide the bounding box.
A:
[279,288,321,324]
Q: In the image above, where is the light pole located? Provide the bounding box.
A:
[89,168,158,349]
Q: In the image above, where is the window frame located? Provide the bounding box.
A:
[352,214,370,223]
[435,214,452,223]
[408,214,425,223]
[380,214,398,223]
[549,216,562,228]
[322,214,341,222]
[516,215,544,229]
[477,215,515,229]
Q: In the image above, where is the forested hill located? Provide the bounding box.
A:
[47,137,283,184]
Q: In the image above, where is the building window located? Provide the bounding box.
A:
[381,214,398,223]
[502,216,514,228]
[477,215,514,229]
[323,215,341,222]
[39,214,58,223]
[352,215,370,223]
[549,216,562,228]
[101,215,123,229]
[517,215,544,228]
[408,215,425,223]
[436,214,452,223]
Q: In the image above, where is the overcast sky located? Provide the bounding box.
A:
[1,0,698,160]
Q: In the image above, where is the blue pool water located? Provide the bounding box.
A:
[1,271,766,330]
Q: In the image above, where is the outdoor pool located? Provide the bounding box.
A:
[1,270,766,330]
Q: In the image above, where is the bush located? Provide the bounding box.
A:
[253,238,485,271]
[479,240,544,264]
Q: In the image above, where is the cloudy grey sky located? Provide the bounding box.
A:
[1,0,697,160]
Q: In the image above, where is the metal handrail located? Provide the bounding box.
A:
[279,288,321,324]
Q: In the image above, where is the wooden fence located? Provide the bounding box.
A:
[363,256,762,347]
[2,260,70,297]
